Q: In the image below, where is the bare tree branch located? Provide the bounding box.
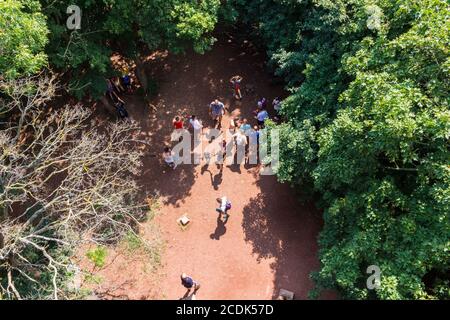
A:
[0,74,151,299]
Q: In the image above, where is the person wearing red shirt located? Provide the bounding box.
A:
[230,75,243,100]
[173,116,184,129]
[172,116,185,142]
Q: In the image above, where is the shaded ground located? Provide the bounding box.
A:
[79,33,335,300]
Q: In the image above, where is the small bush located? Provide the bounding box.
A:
[86,246,108,268]
[123,232,144,253]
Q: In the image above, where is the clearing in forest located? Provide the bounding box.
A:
[78,35,334,300]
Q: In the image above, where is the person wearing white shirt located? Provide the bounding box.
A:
[273,97,282,113]
[163,147,177,169]
[189,115,203,131]
[233,130,248,165]
[215,196,231,223]
[234,130,247,147]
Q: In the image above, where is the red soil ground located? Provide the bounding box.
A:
[78,34,335,300]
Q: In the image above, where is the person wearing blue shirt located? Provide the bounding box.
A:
[256,108,269,126]
[239,118,252,134]
[209,98,226,128]
[181,273,200,297]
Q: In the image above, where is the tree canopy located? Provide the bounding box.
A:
[41,0,221,98]
[235,0,449,299]
[0,0,49,79]
[0,0,448,300]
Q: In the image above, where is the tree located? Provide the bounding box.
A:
[0,0,49,79]
[41,0,221,98]
[234,0,450,299]
[0,75,151,299]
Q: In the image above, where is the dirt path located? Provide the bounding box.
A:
[84,34,334,300]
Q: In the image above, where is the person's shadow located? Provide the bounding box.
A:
[201,165,223,190]
[210,215,227,240]
[201,163,210,175]
[229,162,242,174]
[212,171,223,190]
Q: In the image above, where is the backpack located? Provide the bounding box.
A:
[225,201,231,210]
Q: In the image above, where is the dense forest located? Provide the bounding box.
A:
[236,0,449,299]
[1,0,449,299]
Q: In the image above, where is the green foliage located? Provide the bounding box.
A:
[2,0,448,301]
[121,230,163,271]
[0,0,49,79]
[0,240,74,299]
[86,246,108,268]
[218,0,239,24]
[40,0,221,98]
[237,0,450,299]
[146,197,161,220]
[123,232,145,253]
[84,273,103,285]
[170,0,220,53]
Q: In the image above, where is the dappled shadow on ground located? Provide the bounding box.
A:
[90,30,336,300]
[242,176,326,299]
[119,33,280,207]
[201,164,223,190]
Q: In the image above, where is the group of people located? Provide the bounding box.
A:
[163,114,205,170]
[163,77,282,299]
[105,74,133,119]
[163,75,283,171]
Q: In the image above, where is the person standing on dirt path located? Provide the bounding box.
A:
[180,273,200,298]
[121,73,133,93]
[256,108,269,127]
[229,116,241,134]
[248,125,260,164]
[173,116,184,130]
[172,116,185,142]
[234,130,248,164]
[189,115,203,131]
[115,96,129,119]
[273,97,282,121]
[215,139,227,172]
[163,147,177,170]
[257,97,267,110]
[273,97,282,113]
[216,196,231,223]
[189,115,204,143]
[209,99,225,129]
[230,75,243,100]
[239,118,251,135]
